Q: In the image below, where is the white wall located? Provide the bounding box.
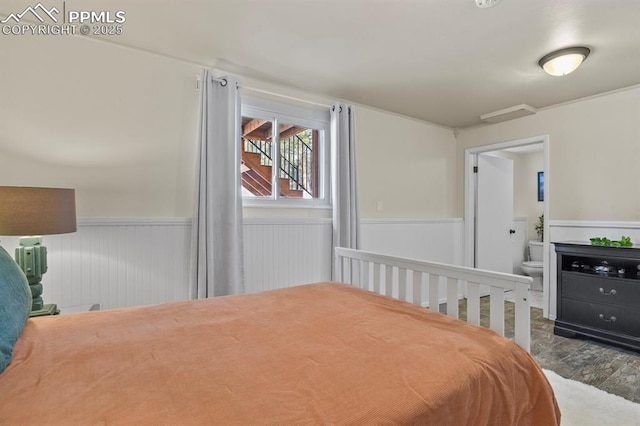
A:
[356,109,457,218]
[0,35,200,217]
[456,86,640,222]
[1,31,461,310]
[229,79,459,220]
[1,31,458,223]
[513,151,544,241]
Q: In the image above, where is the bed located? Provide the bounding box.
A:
[0,248,560,425]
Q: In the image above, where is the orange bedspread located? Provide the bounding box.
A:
[0,283,559,425]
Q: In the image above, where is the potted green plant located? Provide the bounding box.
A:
[535,214,544,242]
[589,236,633,247]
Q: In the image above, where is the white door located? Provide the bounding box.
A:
[476,154,514,275]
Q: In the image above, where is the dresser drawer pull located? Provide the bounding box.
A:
[598,288,617,296]
[598,314,617,322]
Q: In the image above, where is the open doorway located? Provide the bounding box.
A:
[464,135,551,318]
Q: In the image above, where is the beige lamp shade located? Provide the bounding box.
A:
[0,186,77,236]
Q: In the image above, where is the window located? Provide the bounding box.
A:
[240,98,330,207]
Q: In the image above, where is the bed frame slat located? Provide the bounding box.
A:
[466,282,480,326]
[398,268,407,302]
[385,265,393,297]
[514,280,530,349]
[354,258,362,288]
[412,271,422,306]
[446,277,459,318]
[373,262,381,294]
[489,286,505,336]
[429,274,440,313]
[334,247,532,352]
[362,260,370,291]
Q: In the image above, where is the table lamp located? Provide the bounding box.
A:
[0,186,77,316]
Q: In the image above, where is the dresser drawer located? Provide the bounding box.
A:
[560,298,640,337]
[560,272,640,309]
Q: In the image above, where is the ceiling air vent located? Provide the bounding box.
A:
[480,104,537,123]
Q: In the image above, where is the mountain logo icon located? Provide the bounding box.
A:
[1,3,60,24]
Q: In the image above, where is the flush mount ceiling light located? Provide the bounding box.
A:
[538,46,591,76]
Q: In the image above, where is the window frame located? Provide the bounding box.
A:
[241,97,331,208]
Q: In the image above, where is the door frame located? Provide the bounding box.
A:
[464,134,550,317]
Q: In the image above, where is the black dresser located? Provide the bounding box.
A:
[554,242,640,351]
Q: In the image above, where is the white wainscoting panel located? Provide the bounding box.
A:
[547,220,640,319]
[1,216,466,312]
[360,218,464,306]
[0,218,192,311]
[361,219,464,265]
[243,218,333,294]
[1,217,334,311]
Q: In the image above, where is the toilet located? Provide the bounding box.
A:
[521,240,543,291]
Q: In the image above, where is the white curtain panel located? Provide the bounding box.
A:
[190,70,245,298]
[331,103,361,255]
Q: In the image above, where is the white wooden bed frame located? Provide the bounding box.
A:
[334,248,533,351]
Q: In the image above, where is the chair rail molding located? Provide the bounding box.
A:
[549,220,640,229]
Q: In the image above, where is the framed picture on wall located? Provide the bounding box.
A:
[537,171,544,202]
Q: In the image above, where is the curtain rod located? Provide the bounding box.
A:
[211,76,227,86]
[196,74,227,88]
[239,85,332,109]
[196,74,331,108]
[196,75,332,108]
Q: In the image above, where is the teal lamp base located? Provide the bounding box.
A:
[14,236,55,313]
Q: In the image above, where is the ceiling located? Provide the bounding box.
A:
[3,0,640,128]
